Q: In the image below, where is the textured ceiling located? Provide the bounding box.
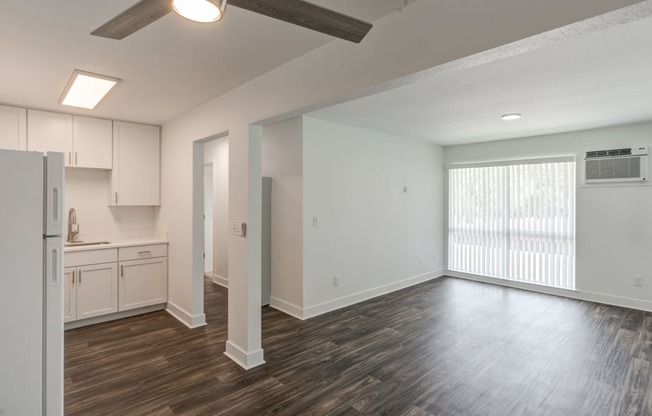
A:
[308,15,652,146]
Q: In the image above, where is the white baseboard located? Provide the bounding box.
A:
[65,304,166,330]
[224,340,265,370]
[213,274,228,288]
[447,270,652,313]
[301,269,444,320]
[269,297,304,320]
[166,301,207,328]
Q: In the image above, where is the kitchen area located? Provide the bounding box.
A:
[0,104,170,331]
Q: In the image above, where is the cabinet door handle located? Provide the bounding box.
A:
[115,192,118,204]
[75,152,78,165]
[72,270,75,285]
[79,270,82,285]
[121,265,124,277]
[138,251,152,256]
[68,152,71,165]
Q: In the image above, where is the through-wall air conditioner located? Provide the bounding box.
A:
[584,146,648,183]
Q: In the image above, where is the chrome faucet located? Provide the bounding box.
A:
[67,208,80,243]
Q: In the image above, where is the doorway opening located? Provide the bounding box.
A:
[204,164,214,278]
[203,137,229,288]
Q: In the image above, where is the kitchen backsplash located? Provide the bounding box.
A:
[64,169,157,239]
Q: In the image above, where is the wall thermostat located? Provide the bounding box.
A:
[231,221,246,237]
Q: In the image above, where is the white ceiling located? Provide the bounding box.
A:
[308,16,652,146]
[0,0,409,125]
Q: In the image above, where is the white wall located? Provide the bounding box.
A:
[261,117,444,318]
[204,138,229,285]
[65,169,156,239]
[302,118,445,316]
[262,117,304,313]
[158,1,646,368]
[445,121,652,310]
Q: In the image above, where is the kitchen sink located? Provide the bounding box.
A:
[64,241,112,247]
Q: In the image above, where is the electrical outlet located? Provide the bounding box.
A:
[313,217,320,228]
[633,276,644,287]
[333,275,340,287]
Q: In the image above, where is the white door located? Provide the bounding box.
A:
[76,263,118,319]
[63,267,77,323]
[119,257,168,311]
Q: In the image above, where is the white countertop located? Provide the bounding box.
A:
[64,237,169,253]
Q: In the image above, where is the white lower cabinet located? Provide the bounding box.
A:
[64,263,118,323]
[119,257,168,311]
[77,263,119,319]
[64,244,168,326]
[63,267,76,323]
[118,244,168,311]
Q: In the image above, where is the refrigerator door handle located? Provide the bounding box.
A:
[51,186,61,226]
[45,152,65,237]
[49,246,60,285]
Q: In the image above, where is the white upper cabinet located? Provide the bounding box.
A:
[72,116,112,169]
[111,121,160,206]
[0,105,27,151]
[27,110,112,169]
[27,110,73,163]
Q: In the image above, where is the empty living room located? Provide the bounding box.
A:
[1,1,651,415]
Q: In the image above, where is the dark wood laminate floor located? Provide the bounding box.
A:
[65,277,652,416]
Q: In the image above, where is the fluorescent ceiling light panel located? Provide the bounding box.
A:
[60,70,120,110]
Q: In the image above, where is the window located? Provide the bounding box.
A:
[448,158,575,290]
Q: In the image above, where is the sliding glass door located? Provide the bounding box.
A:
[448,158,576,290]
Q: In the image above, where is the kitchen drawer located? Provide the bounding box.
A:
[119,244,167,261]
[65,248,118,267]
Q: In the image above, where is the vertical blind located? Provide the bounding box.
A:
[448,158,576,290]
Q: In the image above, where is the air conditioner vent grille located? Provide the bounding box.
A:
[586,148,632,158]
[586,157,641,180]
[584,146,647,183]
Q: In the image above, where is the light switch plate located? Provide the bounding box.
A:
[232,221,246,237]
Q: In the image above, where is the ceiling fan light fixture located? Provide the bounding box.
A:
[171,0,227,23]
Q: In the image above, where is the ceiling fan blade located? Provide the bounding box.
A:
[91,0,172,40]
[229,0,373,43]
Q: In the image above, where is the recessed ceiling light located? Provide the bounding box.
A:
[60,70,120,110]
[171,0,227,23]
[501,113,522,121]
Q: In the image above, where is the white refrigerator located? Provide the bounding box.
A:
[0,149,64,416]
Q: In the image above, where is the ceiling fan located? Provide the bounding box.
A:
[91,0,373,43]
